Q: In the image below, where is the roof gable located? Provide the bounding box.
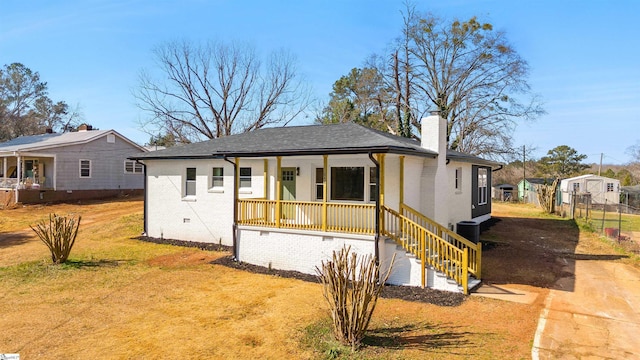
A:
[0,130,146,153]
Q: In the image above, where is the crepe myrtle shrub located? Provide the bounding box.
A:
[316,245,395,351]
[30,213,82,264]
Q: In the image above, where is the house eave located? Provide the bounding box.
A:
[129,146,436,161]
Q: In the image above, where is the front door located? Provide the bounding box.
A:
[281,168,296,219]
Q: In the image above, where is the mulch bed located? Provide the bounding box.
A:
[137,236,466,307]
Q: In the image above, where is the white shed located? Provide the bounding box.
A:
[560,174,620,205]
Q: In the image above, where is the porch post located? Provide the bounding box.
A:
[2,157,6,181]
[275,156,282,228]
[379,154,385,207]
[263,159,268,198]
[16,154,22,186]
[322,155,328,232]
[16,154,22,203]
[399,156,404,209]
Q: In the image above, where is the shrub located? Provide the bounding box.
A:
[30,213,81,264]
[316,246,394,351]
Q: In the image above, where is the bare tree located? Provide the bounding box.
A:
[135,40,312,143]
[406,12,545,158]
[627,142,640,164]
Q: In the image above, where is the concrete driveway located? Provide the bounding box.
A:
[532,260,640,359]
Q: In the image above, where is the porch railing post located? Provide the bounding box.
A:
[322,155,327,232]
[275,156,282,228]
[421,230,426,288]
[476,242,482,278]
[462,248,469,295]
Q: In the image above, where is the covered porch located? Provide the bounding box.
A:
[234,154,482,293]
[0,153,55,190]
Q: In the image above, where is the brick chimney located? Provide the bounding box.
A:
[78,124,88,132]
[420,111,449,226]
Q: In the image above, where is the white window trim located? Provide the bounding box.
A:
[79,159,91,178]
[314,167,324,201]
[478,168,488,205]
[209,167,225,193]
[239,167,252,190]
[183,167,197,199]
[124,160,143,174]
[455,167,463,193]
[329,166,367,203]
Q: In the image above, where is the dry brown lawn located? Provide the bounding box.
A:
[0,198,578,359]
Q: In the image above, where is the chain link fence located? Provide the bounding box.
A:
[557,192,640,254]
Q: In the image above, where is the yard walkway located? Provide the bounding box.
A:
[532,260,640,359]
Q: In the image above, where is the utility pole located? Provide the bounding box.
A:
[523,145,526,203]
[598,153,603,176]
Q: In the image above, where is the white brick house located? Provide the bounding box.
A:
[131,113,500,293]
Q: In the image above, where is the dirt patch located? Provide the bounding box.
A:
[147,251,223,268]
[482,203,628,289]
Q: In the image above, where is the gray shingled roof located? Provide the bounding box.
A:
[446,149,501,167]
[0,130,145,153]
[131,122,436,159]
[130,122,500,167]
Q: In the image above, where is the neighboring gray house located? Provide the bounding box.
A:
[0,127,147,204]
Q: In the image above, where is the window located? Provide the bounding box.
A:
[331,167,364,201]
[369,167,378,202]
[606,182,615,192]
[239,167,251,188]
[211,167,224,188]
[478,168,488,205]
[455,167,462,190]
[107,134,115,143]
[185,167,196,196]
[315,168,324,200]
[572,183,580,192]
[80,160,91,178]
[124,160,143,174]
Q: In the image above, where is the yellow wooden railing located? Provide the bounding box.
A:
[382,205,469,293]
[400,204,482,278]
[238,199,374,235]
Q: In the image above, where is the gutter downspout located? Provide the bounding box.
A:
[223,156,238,261]
[135,160,147,236]
[368,152,380,265]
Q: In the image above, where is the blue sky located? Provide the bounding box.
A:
[1,0,638,165]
